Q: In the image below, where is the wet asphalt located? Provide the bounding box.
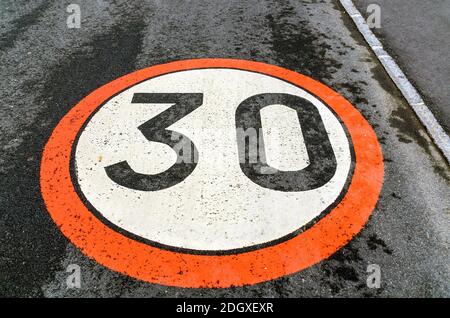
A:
[0,0,449,297]
[354,0,450,134]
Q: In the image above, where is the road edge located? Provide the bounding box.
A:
[339,0,450,164]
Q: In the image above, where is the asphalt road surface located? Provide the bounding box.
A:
[0,0,449,297]
[354,0,450,134]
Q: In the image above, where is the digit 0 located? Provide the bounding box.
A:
[235,93,337,191]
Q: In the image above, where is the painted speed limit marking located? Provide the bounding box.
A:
[41,59,383,288]
[77,69,352,252]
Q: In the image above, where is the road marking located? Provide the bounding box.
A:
[41,58,383,288]
[340,0,450,163]
[75,69,351,251]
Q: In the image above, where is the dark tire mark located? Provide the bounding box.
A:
[265,0,342,81]
[0,15,145,297]
[0,0,52,51]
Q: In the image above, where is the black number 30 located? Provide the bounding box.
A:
[105,92,337,192]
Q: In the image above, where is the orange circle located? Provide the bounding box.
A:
[40,59,383,288]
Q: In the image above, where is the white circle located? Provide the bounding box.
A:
[74,69,352,251]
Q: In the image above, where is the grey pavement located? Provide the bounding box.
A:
[0,0,449,297]
[354,0,450,134]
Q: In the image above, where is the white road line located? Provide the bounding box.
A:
[340,0,450,163]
